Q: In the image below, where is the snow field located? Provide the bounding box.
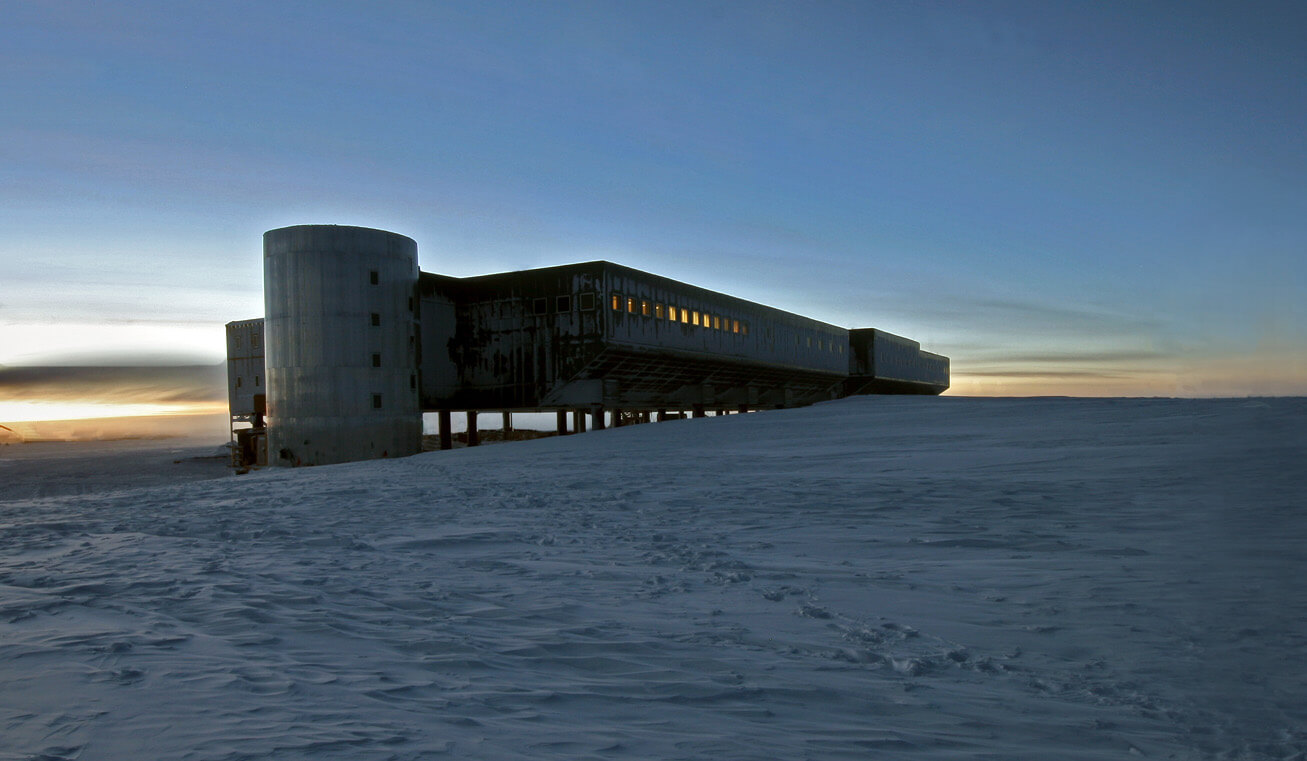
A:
[1,397,1304,759]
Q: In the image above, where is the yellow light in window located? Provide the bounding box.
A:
[627,297,636,313]
[692,310,700,326]
[668,306,677,321]
[655,303,664,319]
[641,300,650,316]
[681,309,689,324]
[611,294,621,310]
[742,322,749,336]
[712,315,721,330]
[732,319,740,334]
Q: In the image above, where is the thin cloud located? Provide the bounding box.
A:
[965,349,1174,365]
[958,369,1137,380]
[0,364,227,404]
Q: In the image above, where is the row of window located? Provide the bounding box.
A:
[230,331,261,349]
[803,335,845,354]
[611,293,751,335]
[532,292,597,315]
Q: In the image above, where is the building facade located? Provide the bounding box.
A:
[228,225,949,466]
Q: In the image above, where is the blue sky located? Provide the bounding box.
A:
[2,0,1304,396]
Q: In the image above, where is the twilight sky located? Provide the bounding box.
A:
[2,0,1305,401]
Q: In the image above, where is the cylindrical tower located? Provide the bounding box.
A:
[264,225,420,466]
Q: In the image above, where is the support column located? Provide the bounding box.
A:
[692,404,706,419]
[438,409,453,450]
[591,404,605,430]
[737,404,749,414]
[612,408,624,427]
[573,409,587,433]
[656,409,667,422]
[556,410,568,435]
[466,410,479,446]
[502,411,512,433]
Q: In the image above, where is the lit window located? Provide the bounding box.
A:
[680,308,690,324]
[692,310,700,326]
[742,322,749,336]
[732,319,740,334]
[641,300,651,316]
[371,312,381,326]
[612,293,622,310]
[655,303,665,319]
[627,297,636,313]
[713,315,721,330]
[668,306,678,321]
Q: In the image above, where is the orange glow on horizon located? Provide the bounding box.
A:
[0,400,228,425]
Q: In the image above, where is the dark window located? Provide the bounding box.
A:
[410,374,416,389]
[372,394,382,409]
[254,375,260,386]
[533,297,548,315]
[236,376,242,388]
[408,297,413,311]
[372,353,381,367]
[556,294,572,312]
[369,270,379,285]
[371,312,381,326]
[579,292,595,311]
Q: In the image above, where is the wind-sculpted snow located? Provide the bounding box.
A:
[2,397,1304,760]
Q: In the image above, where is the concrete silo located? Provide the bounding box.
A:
[264,225,420,465]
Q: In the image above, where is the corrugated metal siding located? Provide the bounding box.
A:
[603,264,848,376]
[226,319,265,417]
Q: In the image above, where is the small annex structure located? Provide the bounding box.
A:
[227,224,948,467]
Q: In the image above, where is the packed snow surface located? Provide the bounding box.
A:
[2,397,1304,760]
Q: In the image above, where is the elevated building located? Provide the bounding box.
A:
[228,224,948,466]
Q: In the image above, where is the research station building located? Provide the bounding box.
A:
[228,224,948,467]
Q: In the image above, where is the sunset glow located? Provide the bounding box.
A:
[0,401,227,425]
